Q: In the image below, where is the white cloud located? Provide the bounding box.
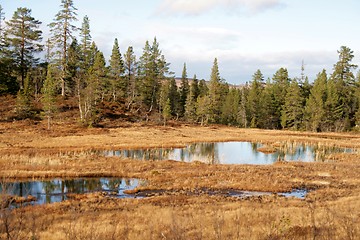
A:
[156,0,284,16]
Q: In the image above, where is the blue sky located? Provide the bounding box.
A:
[2,0,360,84]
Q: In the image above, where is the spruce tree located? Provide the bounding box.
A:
[5,7,43,89]
[109,38,125,101]
[185,74,199,122]
[208,58,224,123]
[247,69,264,128]
[304,70,327,131]
[179,63,190,117]
[15,73,33,118]
[80,15,91,70]
[329,46,358,130]
[42,65,57,129]
[272,68,290,128]
[48,0,78,96]
[162,98,172,126]
[124,46,137,108]
[281,79,304,130]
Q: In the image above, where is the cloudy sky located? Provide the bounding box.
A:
[2,0,360,84]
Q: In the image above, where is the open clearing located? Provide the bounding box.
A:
[1,121,360,239]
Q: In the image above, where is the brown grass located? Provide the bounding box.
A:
[0,121,360,239]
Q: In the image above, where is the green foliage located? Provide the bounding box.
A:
[109,38,125,101]
[80,15,92,70]
[48,0,78,96]
[178,63,190,117]
[138,38,171,112]
[281,79,304,130]
[185,75,200,122]
[162,98,172,125]
[221,88,240,126]
[41,65,58,129]
[5,7,43,89]
[304,70,327,131]
[247,69,264,128]
[15,73,33,118]
[208,58,226,123]
[124,46,137,107]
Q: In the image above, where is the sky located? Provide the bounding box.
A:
[2,0,360,84]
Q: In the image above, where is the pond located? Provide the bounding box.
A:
[0,178,140,206]
[102,141,353,165]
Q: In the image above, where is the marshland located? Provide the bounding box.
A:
[1,116,360,239]
[1,0,360,239]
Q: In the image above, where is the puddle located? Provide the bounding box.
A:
[100,142,354,165]
[0,178,140,206]
[133,188,308,199]
[230,189,308,199]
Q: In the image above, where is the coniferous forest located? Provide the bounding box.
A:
[1,1,360,132]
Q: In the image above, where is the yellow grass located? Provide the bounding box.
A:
[0,122,359,239]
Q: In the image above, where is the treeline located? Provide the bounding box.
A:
[0,1,360,131]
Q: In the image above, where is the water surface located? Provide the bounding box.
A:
[0,178,139,205]
[103,142,352,164]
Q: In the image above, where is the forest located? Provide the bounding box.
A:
[1,1,360,132]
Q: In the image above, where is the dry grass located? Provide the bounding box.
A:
[0,121,360,239]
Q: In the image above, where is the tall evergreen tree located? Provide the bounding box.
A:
[281,79,304,130]
[5,7,43,89]
[208,58,224,123]
[304,70,327,131]
[247,69,264,128]
[258,79,277,129]
[272,68,290,128]
[179,63,190,117]
[42,65,57,129]
[109,38,125,101]
[80,15,92,71]
[48,0,78,96]
[138,38,171,112]
[124,46,137,108]
[221,88,240,125]
[328,46,358,130]
[185,74,200,122]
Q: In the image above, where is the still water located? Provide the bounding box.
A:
[0,178,139,205]
[103,142,352,164]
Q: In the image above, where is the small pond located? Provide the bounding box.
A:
[102,142,353,165]
[0,178,140,206]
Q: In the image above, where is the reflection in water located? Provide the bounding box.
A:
[103,142,354,165]
[0,178,140,206]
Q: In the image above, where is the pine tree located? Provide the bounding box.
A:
[281,79,304,130]
[196,95,211,126]
[42,65,57,129]
[109,38,125,101]
[67,39,80,95]
[304,70,327,131]
[124,46,137,108]
[185,74,199,122]
[82,51,106,126]
[0,6,17,95]
[329,46,358,130]
[16,73,33,118]
[258,79,277,129]
[198,79,208,97]
[247,69,264,128]
[5,7,43,89]
[179,63,190,117]
[80,15,91,70]
[208,58,224,123]
[48,0,78,96]
[272,68,290,128]
[138,38,171,113]
[162,98,172,126]
[221,88,240,125]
